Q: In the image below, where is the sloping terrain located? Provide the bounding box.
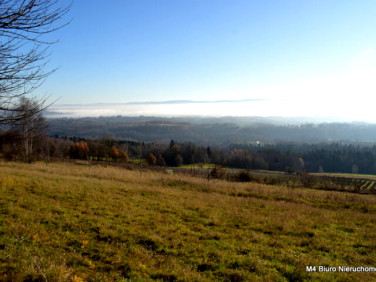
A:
[0,161,376,281]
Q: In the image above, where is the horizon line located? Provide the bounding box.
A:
[52,98,266,107]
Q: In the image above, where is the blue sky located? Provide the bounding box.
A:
[39,0,376,120]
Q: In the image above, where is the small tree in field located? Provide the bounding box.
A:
[157,155,166,166]
[110,146,128,162]
[146,152,157,165]
[118,150,129,162]
[111,146,120,162]
[11,97,47,161]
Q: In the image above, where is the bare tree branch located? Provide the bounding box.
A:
[0,0,71,123]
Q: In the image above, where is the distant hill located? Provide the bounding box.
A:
[47,116,376,145]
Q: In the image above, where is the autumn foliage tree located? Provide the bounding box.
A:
[146,152,157,165]
[110,145,128,162]
[118,150,129,162]
[69,142,89,160]
[110,146,119,160]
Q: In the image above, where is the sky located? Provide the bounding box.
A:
[37,0,376,121]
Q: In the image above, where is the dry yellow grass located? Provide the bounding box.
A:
[0,161,376,281]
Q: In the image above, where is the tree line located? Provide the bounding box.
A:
[4,127,376,175]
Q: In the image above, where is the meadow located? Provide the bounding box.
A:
[0,161,376,281]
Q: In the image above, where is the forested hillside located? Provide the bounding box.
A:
[47,116,376,145]
[3,114,376,174]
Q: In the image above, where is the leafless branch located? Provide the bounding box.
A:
[0,0,71,123]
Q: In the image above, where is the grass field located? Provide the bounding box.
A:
[179,164,216,169]
[1,161,376,281]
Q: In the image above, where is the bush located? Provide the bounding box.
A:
[146,152,157,165]
[233,171,252,182]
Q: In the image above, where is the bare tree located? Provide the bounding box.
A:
[11,96,47,161]
[0,0,70,123]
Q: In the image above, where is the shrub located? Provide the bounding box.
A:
[146,152,157,165]
[232,171,252,182]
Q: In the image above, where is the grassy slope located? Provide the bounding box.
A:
[0,162,376,281]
